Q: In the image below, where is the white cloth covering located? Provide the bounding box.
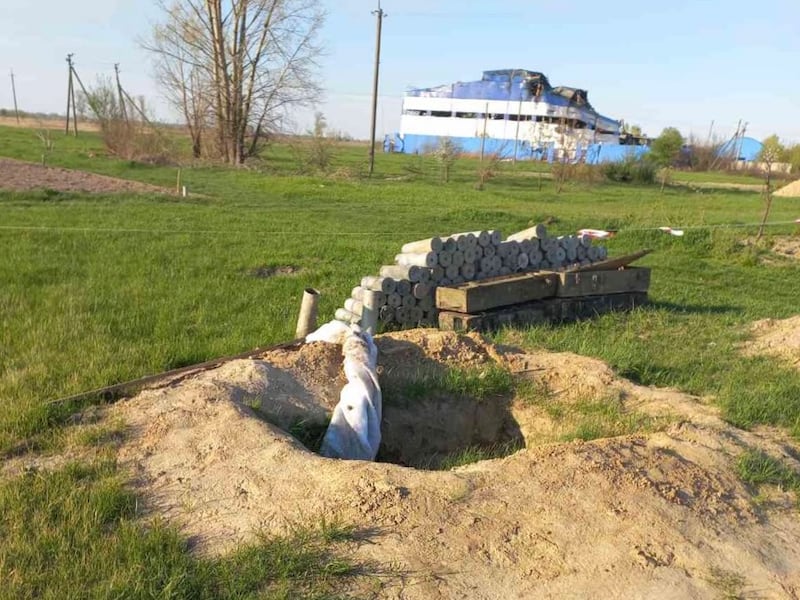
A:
[305,322,382,461]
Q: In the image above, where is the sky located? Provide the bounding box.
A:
[1,0,798,144]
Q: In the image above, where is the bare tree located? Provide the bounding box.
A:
[145,0,324,164]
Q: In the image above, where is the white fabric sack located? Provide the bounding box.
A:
[305,322,382,461]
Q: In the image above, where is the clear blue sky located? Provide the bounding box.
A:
[1,0,798,143]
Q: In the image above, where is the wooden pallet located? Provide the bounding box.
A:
[438,292,648,332]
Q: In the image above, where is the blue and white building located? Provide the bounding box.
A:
[391,69,646,163]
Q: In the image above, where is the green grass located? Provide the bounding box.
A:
[556,398,665,442]
[383,365,514,406]
[0,461,355,599]
[3,123,800,595]
[436,439,524,470]
[671,170,767,186]
[736,449,800,493]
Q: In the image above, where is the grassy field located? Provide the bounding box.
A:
[2,124,800,596]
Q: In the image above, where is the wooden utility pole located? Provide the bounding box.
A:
[10,69,20,123]
[368,1,385,177]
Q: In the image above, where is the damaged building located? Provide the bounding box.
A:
[390,69,647,163]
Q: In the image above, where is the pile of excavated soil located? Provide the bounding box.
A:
[775,179,800,198]
[101,330,800,598]
[0,157,169,194]
[744,316,800,368]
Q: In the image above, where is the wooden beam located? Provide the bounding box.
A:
[438,292,648,332]
[548,267,651,297]
[436,272,558,313]
[46,338,304,407]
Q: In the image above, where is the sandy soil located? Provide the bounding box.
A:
[744,316,800,369]
[775,180,800,198]
[0,157,169,194]
[80,328,800,599]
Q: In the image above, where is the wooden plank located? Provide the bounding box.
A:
[436,272,557,313]
[46,338,304,407]
[548,267,651,297]
[438,292,648,332]
[567,249,651,272]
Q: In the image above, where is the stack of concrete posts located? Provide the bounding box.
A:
[503,224,608,272]
[333,225,609,333]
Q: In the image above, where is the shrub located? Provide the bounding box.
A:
[649,127,684,167]
[602,158,656,184]
[83,77,174,164]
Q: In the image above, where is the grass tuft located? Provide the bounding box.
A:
[436,439,524,470]
[385,365,514,405]
[736,449,800,493]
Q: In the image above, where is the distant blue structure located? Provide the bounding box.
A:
[394,69,648,163]
[717,136,763,162]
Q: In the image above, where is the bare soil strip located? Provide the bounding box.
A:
[0,157,169,194]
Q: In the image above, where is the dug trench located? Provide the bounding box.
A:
[91,329,800,597]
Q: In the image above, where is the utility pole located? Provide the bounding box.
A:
[10,69,20,123]
[114,63,129,125]
[368,1,385,177]
[65,54,78,136]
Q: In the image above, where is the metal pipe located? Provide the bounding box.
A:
[295,288,320,338]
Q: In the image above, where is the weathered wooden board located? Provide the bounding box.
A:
[547,267,651,297]
[438,292,648,332]
[436,272,558,313]
[567,249,651,272]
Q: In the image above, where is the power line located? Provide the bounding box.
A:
[1,220,797,237]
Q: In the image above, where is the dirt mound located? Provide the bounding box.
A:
[0,157,169,194]
[107,330,800,598]
[771,236,800,261]
[743,316,800,368]
[775,179,800,198]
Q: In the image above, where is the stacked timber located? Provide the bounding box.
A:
[333,225,610,333]
[436,249,652,332]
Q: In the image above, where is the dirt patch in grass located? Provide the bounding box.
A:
[83,330,800,597]
[245,265,300,278]
[0,157,168,194]
[771,236,800,260]
[743,315,800,368]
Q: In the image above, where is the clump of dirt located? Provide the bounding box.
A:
[0,157,169,194]
[100,329,800,598]
[246,265,300,278]
[743,316,800,368]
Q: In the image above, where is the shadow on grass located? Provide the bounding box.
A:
[645,300,741,316]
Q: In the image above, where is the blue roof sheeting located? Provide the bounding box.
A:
[717,137,763,162]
